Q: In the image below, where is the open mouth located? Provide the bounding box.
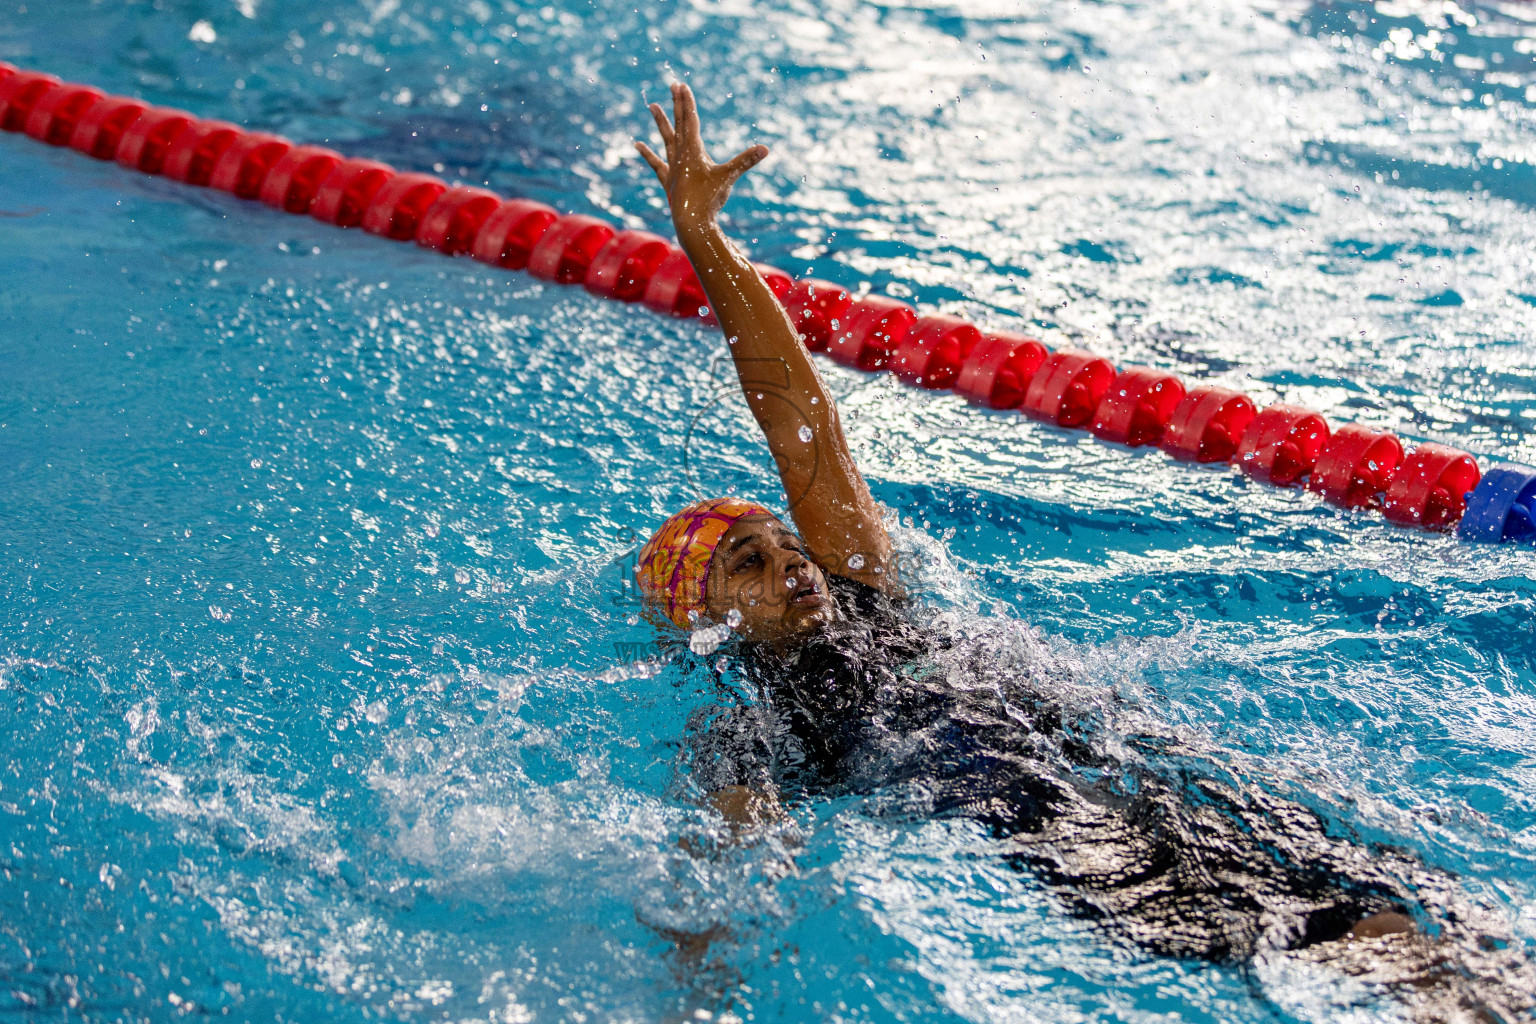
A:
[789,581,825,608]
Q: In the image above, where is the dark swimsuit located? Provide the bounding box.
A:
[681,575,1411,962]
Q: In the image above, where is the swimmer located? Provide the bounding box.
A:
[633,84,898,641]
[632,83,1531,1017]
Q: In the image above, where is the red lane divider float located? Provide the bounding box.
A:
[416,185,502,256]
[0,69,61,132]
[310,157,393,227]
[260,145,343,213]
[1383,444,1481,529]
[70,95,149,159]
[471,198,558,271]
[211,132,291,199]
[783,279,851,353]
[1,60,1524,543]
[583,229,669,301]
[955,332,1048,410]
[1023,350,1116,429]
[162,118,242,186]
[1161,386,1256,464]
[24,83,104,145]
[827,295,917,371]
[1308,424,1403,509]
[361,172,447,241]
[1091,367,1185,447]
[116,106,196,174]
[1236,404,1330,487]
[643,247,716,325]
[528,213,615,285]
[892,314,982,390]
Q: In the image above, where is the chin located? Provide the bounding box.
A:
[783,605,833,633]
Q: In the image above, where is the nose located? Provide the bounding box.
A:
[775,545,810,580]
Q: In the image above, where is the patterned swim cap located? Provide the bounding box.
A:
[636,497,774,627]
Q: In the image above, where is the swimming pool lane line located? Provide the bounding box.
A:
[2,61,1531,546]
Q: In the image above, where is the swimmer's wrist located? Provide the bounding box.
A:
[672,211,720,243]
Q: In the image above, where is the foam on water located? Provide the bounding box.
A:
[1,0,1534,1020]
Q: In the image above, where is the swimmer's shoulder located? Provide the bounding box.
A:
[825,574,937,666]
[828,572,905,623]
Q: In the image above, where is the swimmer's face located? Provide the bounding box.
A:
[704,515,832,641]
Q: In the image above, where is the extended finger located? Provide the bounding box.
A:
[635,141,668,179]
[648,102,675,147]
[722,144,769,181]
[671,81,700,142]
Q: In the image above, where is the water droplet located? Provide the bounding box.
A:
[491,579,505,593]
[425,523,440,538]
[786,577,797,589]
[725,608,743,628]
[689,623,730,655]
[454,568,471,584]
[698,306,711,317]
[687,609,700,624]
[249,458,263,469]
[798,425,813,443]
[432,642,444,655]
[626,613,639,626]
[847,553,865,570]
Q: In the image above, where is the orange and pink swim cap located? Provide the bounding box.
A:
[636,497,773,627]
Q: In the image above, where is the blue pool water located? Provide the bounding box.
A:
[2,0,1536,1019]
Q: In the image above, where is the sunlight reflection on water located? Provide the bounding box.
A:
[0,0,1533,1020]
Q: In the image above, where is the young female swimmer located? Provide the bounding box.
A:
[633,85,895,639]
[630,83,1529,1011]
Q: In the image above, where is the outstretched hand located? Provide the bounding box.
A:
[634,84,897,597]
[635,81,768,232]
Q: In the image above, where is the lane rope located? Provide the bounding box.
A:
[3,61,1532,545]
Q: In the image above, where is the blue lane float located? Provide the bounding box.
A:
[1460,465,1536,544]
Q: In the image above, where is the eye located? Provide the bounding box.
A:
[734,552,762,572]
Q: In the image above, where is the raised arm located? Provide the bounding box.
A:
[636,82,895,591]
